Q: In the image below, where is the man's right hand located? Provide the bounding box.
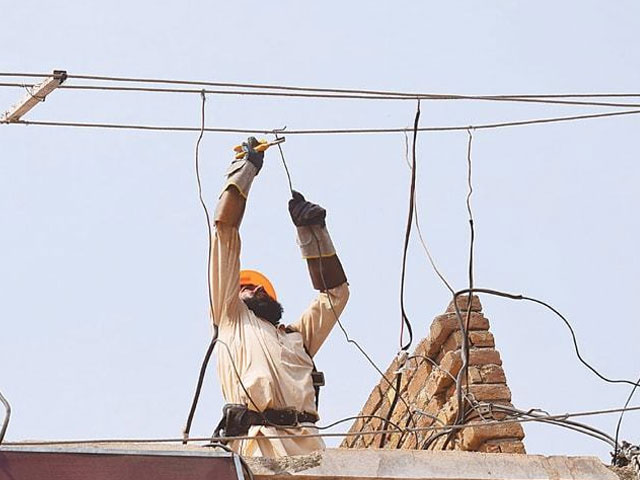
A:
[237,136,265,174]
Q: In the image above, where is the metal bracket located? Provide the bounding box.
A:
[1,69,67,123]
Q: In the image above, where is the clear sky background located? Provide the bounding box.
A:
[1,0,639,462]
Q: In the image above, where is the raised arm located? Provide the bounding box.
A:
[288,191,349,356]
[209,137,264,326]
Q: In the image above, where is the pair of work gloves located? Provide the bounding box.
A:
[238,136,327,228]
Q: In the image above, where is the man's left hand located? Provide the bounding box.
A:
[288,191,326,227]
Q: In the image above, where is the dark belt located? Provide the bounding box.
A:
[214,404,319,439]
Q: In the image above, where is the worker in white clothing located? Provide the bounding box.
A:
[210,137,349,457]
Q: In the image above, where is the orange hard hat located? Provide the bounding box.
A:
[239,269,277,300]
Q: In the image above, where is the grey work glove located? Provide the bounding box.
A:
[288,191,326,227]
[238,136,265,174]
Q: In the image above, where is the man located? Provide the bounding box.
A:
[210,137,349,457]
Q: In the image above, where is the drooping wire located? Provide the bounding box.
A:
[401,132,455,295]
[183,91,217,444]
[398,100,421,351]
[463,128,476,413]
[451,288,640,389]
[613,372,640,464]
[269,139,419,441]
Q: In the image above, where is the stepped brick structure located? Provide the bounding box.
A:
[340,295,526,453]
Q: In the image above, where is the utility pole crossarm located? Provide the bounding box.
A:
[1,70,67,123]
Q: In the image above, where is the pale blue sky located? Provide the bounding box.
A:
[1,0,639,461]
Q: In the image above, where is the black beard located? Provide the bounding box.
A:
[243,296,284,326]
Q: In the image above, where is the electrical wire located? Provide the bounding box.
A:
[461,128,476,416]
[6,74,640,107]
[488,404,618,449]
[451,288,640,389]
[5,107,640,135]
[0,389,10,443]
[0,71,638,99]
[182,93,266,444]
[3,403,640,447]
[441,132,478,448]
[613,372,640,463]
[398,100,421,351]
[376,101,422,448]
[183,91,217,444]
[269,140,420,434]
[401,132,455,295]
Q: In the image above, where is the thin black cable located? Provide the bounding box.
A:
[441,129,478,451]
[378,373,403,448]
[398,100,421,351]
[315,414,405,432]
[453,288,640,389]
[613,372,640,464]
[6,107,640,135]
[0,390,10,443]
[183,91,216,444]
[377,101,422,448]
[463,127,476,404]
[269,142,418,426]
[401,132,455,295]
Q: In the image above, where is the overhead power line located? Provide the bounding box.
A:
[4,81,640,108]
[1,71,640,100]
[4,108,640,135]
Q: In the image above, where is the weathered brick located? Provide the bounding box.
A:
[430,313,489,349]
[469,348,502,366]
[425,351,462,398]
[425,369,455,398]
[468,384,512,402]
[412,337,432,358]
[446,294,482,313]
[460,422,525,451]
[389,400,408,427]
[477,439,526,454]
[402,432,418,449]
[497,440,526,454]
[478,442,502,453]
[360,385,383,416]
[467,366,483,384]
[379,356,400,388]
[406,363,433,401]
[479,364,506,383]
[440,331,494,358]
[436,397,460,426]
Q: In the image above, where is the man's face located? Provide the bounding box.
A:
[240,283,283,326]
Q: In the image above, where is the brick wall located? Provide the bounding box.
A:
[340,295,525,453]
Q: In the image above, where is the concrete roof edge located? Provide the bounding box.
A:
[245,448,618,480]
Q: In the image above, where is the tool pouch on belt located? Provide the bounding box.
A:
[214,404,253,438]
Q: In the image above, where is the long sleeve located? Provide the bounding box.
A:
[209,150,259,327]
[209,223,242,327]
[289,283,350,357]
